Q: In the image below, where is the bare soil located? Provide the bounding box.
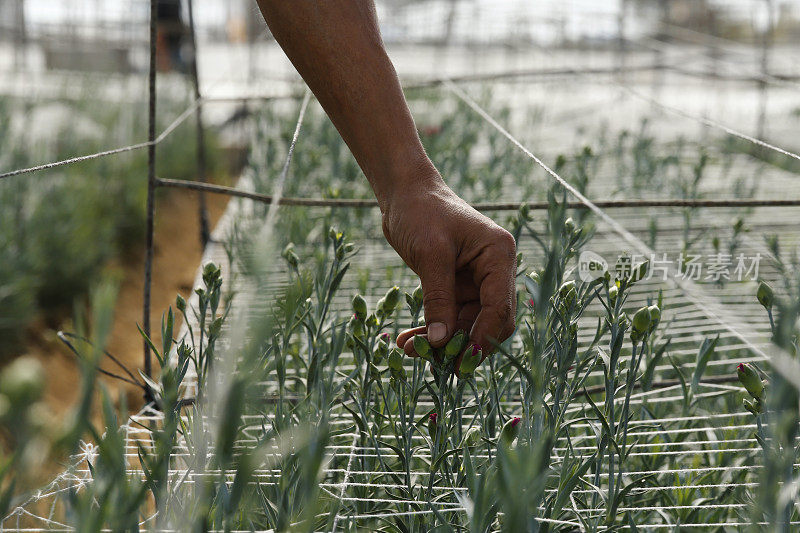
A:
[24,188,230,418]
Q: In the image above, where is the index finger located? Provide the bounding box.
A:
[469,234,516,355]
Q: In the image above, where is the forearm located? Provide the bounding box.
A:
[256,0,439,210]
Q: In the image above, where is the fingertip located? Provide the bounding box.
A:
[402,337,418,357]
[427,321,449,347]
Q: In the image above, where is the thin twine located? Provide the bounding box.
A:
[444,78,800,388]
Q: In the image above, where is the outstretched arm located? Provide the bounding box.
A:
[257,0,516,361]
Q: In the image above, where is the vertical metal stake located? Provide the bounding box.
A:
[143,0,158,404]
[187,0,211,248]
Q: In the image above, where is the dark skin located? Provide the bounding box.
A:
[256,0,516,368]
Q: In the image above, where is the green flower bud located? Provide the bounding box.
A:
[564,217,575,234]
[459,345,482,376]
[281,245,298,269]
[558,280,576,299]
[352,294,368,319]
[632,306,652,334]
[427,412,438,437]
[413,335,433,361]
[375,297,387,317]
[737,363,764,400]
[558,280,577,309]
[202,261,221,285]
[608,285,619,304]
[629,260,650,283]
[444,330,468,362]
[757,281,774,310]
[647,305,661,332]
[528,271,541,285]
[175,294,186,313]
[382,286,400,312]
[500,417,522,447]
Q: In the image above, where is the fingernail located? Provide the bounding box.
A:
[427,322,447,344]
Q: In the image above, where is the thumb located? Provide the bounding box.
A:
[419,255,458,348]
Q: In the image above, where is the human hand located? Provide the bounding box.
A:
[381,167,517,368]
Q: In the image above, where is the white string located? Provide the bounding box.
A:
[445,78,800,391]
[329,434,359,532]
[619,83,800,163]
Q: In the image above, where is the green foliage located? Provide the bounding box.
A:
[0,94,224,355]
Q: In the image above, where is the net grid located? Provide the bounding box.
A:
[3,6,800,531]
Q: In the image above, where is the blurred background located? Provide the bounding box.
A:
[1,0,799,418]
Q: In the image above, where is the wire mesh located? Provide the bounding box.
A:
[3,7,800,531]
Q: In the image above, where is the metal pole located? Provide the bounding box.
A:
[186,0,211,247]
[757,0,774,140]
[143,0,158,403]
[617,0,628,84]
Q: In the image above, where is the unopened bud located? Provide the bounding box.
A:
[413,335,433,361]
[380,286,400,315]
[202,262,221,285]
[427,412,438,437]
[632,306,652,334]
[459,345,482,376]
[444,330,468,362]
[352,294,368,319]
[564,217,575,234]
[281,245,298,269]
[647,305,661,332]
[737,363,764,400]
[175,294,186,312]
[500,417,521,447]
[375,297,387,317]
[608,285,619,304]
[629,260,650,283]
[756,281,774,310]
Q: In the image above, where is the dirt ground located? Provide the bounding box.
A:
[25,188,230,418]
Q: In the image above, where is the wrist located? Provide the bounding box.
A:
[373,147,443,213]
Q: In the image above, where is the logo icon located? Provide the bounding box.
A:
[578,251,608,282]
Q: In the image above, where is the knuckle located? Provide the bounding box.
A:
[495,228,516,254]
[423,288,452,307]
